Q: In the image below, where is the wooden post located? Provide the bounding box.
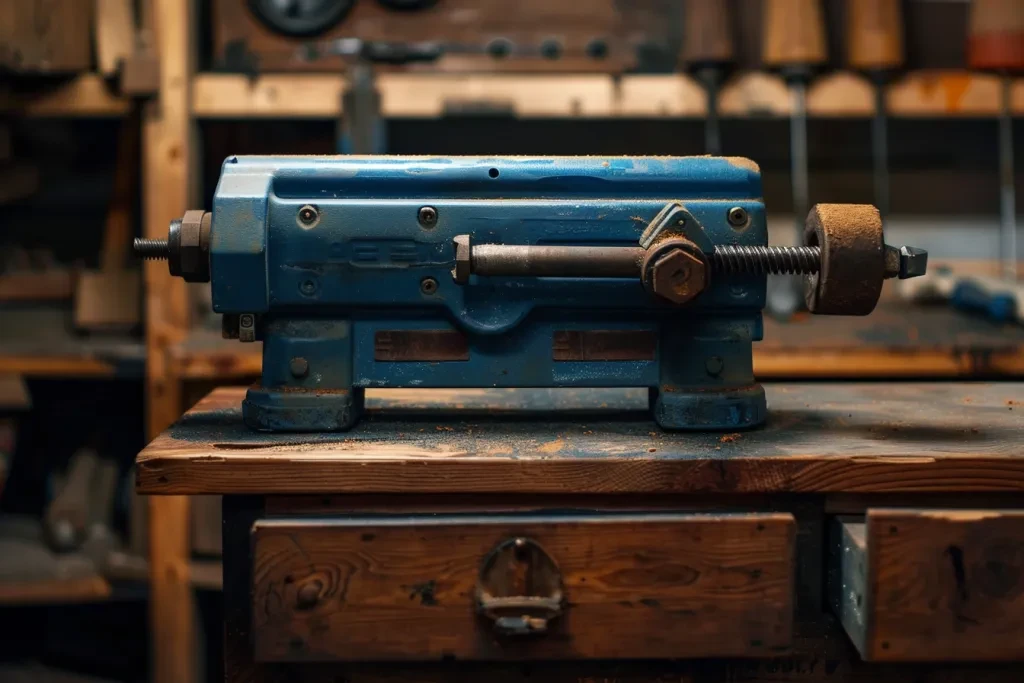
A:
[143,0,196,681]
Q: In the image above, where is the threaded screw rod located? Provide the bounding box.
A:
[134,238,170,260]
[712,245,821,275]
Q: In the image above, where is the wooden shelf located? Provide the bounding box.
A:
[0,309,145,378]
[189,559,223,590]
[757,302,1024,378]
[0,575,112,606]
[0,74,130,117]
[191,70,1024,120]
[170,329,261,380]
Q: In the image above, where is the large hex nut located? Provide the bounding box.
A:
[642,240,708,305]
[177,210,212,283]
[452,234,471,283]
[803,204,884,316]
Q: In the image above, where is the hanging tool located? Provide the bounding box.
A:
[682,0,735,155]
[762,0,829,315]
[968,0,1023,281]
[320,40,446,154]
[308,38,591,153]
[846,0,904,218]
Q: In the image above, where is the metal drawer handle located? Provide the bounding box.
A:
[476,537,564,638]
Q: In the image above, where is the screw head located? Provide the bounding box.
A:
[289,357,309,378]
[705,356,724,377]
[239,314,254,328]
[727,206,749,228]
[297,205,319,227]
[300,279,317,296]
[420,277,439,295]
[418,206,438,228]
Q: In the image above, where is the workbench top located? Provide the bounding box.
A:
[137,383,1023,496]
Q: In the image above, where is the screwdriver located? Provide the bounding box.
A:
[682,0,735,155]
[763,0,829,314]
[846,0,904,219]
[968,0,1023,281]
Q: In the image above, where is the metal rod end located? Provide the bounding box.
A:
[134,237,170,260]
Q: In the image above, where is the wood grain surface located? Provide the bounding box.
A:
[137,383,1024,495]
[251,513,794,661]
[836,509,1024,661]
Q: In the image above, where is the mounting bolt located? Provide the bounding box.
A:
[239,314,256,343]
[705,356,724,377]
[297,205,319,227]
[727,207,749,228]
[300,279,317,296]
[418,206,438,228]
[420,277,439,295]
[289,357,309,378]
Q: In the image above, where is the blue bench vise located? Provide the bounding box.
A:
[136,156,927,432]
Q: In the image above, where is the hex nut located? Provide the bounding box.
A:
[643,241,708,305]
[803,204,885,316]
[452,235,472,283]
[177,210,211,283]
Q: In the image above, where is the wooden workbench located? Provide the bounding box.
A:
[138,383,1024,681]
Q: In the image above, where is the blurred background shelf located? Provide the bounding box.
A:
[190,71,1024,120]
[0,75,131,118]
[0,576,113,606]
[0,311,144,379]
[759,302,1024,377]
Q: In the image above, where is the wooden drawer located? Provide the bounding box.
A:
[830,509,1024,662]
[252,512,795,662]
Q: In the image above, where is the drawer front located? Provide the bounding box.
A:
[252,512,795,662]
[831,509,1024,662]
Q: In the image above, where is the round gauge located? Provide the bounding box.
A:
[375,0,439,10]
[247,0,355,37]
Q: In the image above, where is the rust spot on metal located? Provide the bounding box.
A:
[719,433,742,443]
[375,330,470,362]
[552,330,657,361]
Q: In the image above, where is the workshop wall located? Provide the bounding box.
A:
[0,0,1022,681]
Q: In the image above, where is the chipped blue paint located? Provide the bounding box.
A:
[208,155,769,432]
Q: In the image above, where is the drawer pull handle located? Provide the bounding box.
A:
[476,537,564,638]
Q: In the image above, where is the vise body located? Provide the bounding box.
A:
[138,156,926,432]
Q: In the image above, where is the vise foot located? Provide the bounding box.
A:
[651,384,767,431]
[243,386,365,432]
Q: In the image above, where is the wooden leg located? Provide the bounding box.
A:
[149,494,197,683]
